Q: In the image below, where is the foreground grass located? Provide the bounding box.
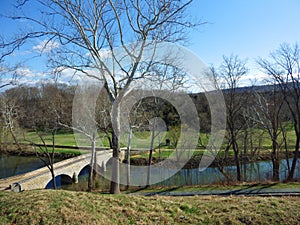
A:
[0,190,300,225]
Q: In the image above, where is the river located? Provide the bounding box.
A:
[0,155,62,179]
[0,154,299,189]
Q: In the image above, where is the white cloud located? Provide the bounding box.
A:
[239,71,269,87]
[33,40,60,53]
[53,67,104,85]
[15,67,35,78]
[7,67,51,86]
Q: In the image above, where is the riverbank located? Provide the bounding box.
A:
[1,189,300,225]
[130,150,296,169]
[0,145,82,160]
[1,145,296,168]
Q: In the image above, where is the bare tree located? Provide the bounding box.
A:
[60,82,101,192]
[3,0,199,193]
[25,129,58,189]
[258,43,300,180]
[22,83,74,190]
[252,87,286,181]
[219,55,248,181]
[0,90,23,151]
[0,65,18,90]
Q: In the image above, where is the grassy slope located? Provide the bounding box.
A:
[0,190,300,225]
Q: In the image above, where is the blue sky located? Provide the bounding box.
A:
[189,0,300,83]
[1,0,300,86]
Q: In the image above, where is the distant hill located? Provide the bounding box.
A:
[193,82,294,95]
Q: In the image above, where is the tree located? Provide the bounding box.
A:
[136,64,186,187]
[219,55,248,181]
[11,84,74,130]
[0,90,22,151]
[3,0,199,193]
[61,81,101,192]
[22,83,73,190]
[252,86,286,181]
[0,64,18,90]
[258,43,300,180]
[25,129,58,189]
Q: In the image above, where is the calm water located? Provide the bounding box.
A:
[0,155,61,179]
[155,158,300,186]
[1,155,300,189]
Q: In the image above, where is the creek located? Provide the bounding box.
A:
[1,155,299,189]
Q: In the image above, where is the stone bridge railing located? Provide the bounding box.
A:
[0,150,113,192]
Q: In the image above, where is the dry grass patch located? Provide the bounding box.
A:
[0,190,300,224]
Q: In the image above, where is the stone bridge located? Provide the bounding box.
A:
[0,150,113,192]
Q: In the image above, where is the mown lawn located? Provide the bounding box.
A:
[0,190,299,225]
[5,128,299,160]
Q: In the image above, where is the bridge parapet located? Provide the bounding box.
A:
[0,150,113,191]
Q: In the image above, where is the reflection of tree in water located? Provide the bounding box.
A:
[0,155,47,179]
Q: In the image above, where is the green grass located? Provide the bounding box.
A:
[0,190,300,225]
[14,126,300,150]
[4,127,299,160]
[24,131,82,146]
[131,149,174,159]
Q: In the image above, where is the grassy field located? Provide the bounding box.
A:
[3,128,298,162]
[0,190,299,225]
[22,128,298,149]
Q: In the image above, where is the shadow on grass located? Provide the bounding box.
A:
[224,183,278,195]
[127,186,182,196]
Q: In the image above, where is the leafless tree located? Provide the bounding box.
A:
[3,0,200,193]
[258,43,300,180]
[60,82,100,192]
[252,87,286,181]
[25,129,58,189]
[22,83,74,190]
[219,54,248,181]
[0,65,18,90]
[0,90,23,151]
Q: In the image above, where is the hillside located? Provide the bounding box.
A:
[0,190,300,224]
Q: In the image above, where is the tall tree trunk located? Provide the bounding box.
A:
[287,133,300,180]
[51,132,57,189]
[243,129,248,156]
[146,126,156,188]
[50,166,57,190]
[282,130,291,177]
[110,130,120,194]
[9,125,22,151]
[272,159,280,181]
[271,139,280,181]
[233,141,241,181]
[126,126,132,190]
[88,138,96,192]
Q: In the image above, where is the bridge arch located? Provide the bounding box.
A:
[45,174,73,189]
[78,163,105,177]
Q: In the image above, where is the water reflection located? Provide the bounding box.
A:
[0,155,53,179]
[156,158,300,186]
[1,155,299,189]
